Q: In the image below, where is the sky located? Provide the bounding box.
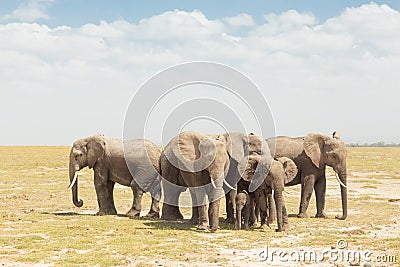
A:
[1,1,400,145]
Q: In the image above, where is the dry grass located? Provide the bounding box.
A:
[0,147,399,266]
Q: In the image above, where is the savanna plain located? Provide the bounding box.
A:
[0,146,399,266]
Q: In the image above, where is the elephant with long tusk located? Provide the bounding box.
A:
[266,131,348,220]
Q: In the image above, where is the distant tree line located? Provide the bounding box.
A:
[347,141,400,147]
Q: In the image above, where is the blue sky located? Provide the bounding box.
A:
[2,0,400,26]
[1,1,400,145]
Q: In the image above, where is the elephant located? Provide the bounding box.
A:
[238,155,298,231]
[267,131,348,220]
[235,190,253,230]
[160,131,272,232]
[68,134,161,218]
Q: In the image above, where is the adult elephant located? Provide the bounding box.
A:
[267,131,347,220]
[160,131,272,232]
[68,134,161,218]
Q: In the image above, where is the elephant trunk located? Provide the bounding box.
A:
[336,171,347,220]
[274,188,283,232]
[69,156,83,208]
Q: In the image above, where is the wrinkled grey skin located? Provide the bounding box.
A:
[69,134,161,218]
[223,134,272,224]
[235,191,252,230]
[160,131,272,232]
[255,193,276,227]
[240,156,297,232]
[267,131,348,220]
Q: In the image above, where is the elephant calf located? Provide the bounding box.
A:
[68,134,161,218]
[235,190,253,230]
[240,155,298,231]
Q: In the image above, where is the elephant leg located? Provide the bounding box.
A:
[189,188,199,225]
[243,201,251,230]
[208,199,221,232]
[314,174,327,218]
[267,193,276,224]
[195,189,208,231]
[274,190,284,232]
[145,197,160,219]
[249,197,256,227]
[282,199,290,231]
[107,180,117,213]
[144,175,161,219]
[126,180,143,218]
[225,189,236,224]
[297,174,315,218]
[207,177,223,232]
[94,168,117,215]
[161,180,184,220]
[196,204,208,231]
[260,210,269,229]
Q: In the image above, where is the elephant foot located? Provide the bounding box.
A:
[315,212,328,218]
[282,223,290,231]
[225,217,235,225]
[144,211,160,219]
[161,212,183,221]
[190,216,199,225]
[161,205,184,220]
[96,208,117,216]
[335,214,347,220]
[126,209,141,218]
[243,225,250,231]
[297,212,309,218]
[209,226,218,233]
[196,223,209,231]
[260,224,271,230]
[250,221,259,227]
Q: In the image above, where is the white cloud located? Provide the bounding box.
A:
[1,0,54,22]
[254,10,317,35]
[133,9,225,40]
[0,5,400,144]
[223,13,255,27]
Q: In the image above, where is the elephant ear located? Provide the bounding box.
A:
[197,137,218,170]
[277,157,298,184]
[303,133,326,168]
[222,132,247,163]
[86,134,105,169]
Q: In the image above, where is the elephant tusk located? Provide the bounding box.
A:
[68,173,78,190]
[223,180,236,191]
[335,172,347,188]
[211,179,217,189]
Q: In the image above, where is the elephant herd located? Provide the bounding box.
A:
[68,131,347,232]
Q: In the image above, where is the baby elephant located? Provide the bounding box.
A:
[235,190,254,230]
[242,155,298,231]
